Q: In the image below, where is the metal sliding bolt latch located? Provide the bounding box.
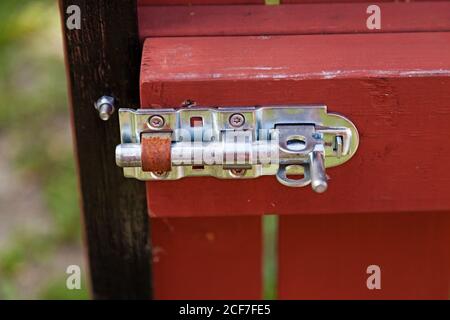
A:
[115,105,359,193]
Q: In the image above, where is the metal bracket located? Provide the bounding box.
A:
[115,105,359,193]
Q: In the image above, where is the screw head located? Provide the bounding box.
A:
[312,132,323,140]
[151,171,169,179]
[230,168,246,177]
[148,115,165,129]
[229,113,245,128]
[181,99,196,108]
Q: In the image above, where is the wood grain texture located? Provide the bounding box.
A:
[141,33,450,217]
[138,2,450,38]
[59,0,152,299]
[278,212,450,299]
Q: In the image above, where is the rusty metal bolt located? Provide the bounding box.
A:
[229,113,245,128]
[141,134,172,172]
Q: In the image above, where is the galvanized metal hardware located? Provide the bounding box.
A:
[115,105,359,193]
[94,96,115,121]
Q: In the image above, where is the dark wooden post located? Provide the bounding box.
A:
[59,0,152,299]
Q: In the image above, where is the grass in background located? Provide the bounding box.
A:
[38,277,89,300]
[0,0,87,299]
[263,215,278,300]
[0,0,280,300]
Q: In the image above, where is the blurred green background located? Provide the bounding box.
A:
[0,0,87,299]
[0,0,279,300]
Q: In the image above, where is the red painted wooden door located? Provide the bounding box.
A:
[138,1,450,299]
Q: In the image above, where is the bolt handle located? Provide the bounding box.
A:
[310,150,328,193]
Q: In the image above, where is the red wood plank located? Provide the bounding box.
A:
[151,216,262,299]
[141,22,265,299]
[141,33,450,217]
[139,2,450,38]
[278,212,450,299]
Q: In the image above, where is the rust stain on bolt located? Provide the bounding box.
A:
[141,134,171,172]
